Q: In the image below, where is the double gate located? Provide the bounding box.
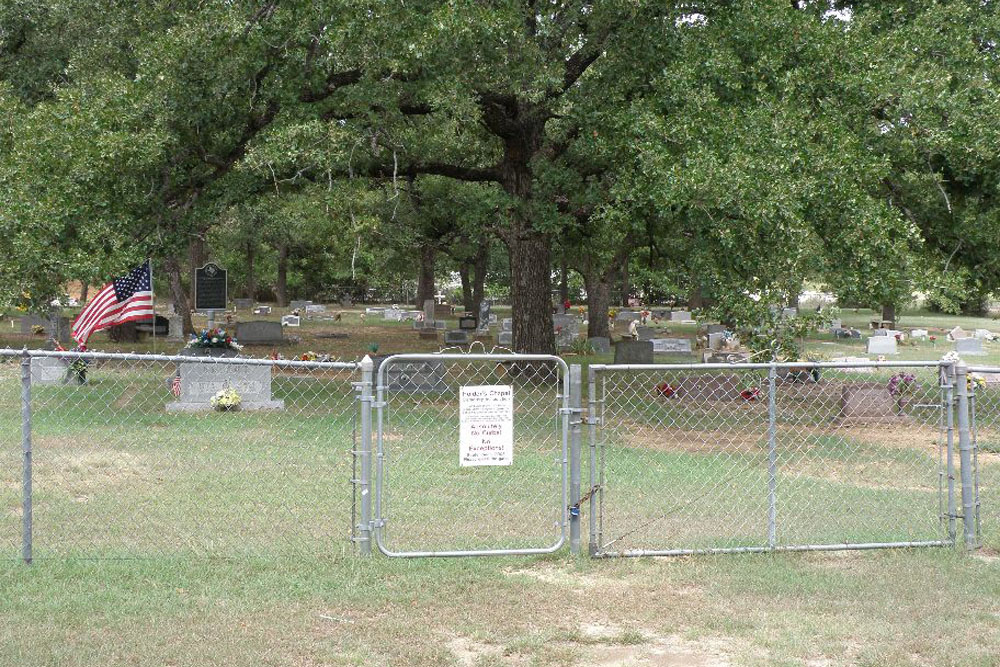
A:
[366,356,982,558]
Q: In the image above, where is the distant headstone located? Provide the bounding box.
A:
[555,303,566,315]
[706,324,726,334]
[135,315,169,336]
[280,315,300,328]
[555,326,578,349]
[234,298,253,310]
[402,310,422,321]
[167,315,184,341]
[636,326,655,341]
[458,316,478,330]
[950,326,970,340]
[445,330,471,345]
[167,362,284,412]
[340,296,352,308]
[829,319,842,330]
[253,306,271,315]
[910,329,928,340]
[956,337,986,356]
[616,311,641,322]
[434,320,446,330]
[305,304,326,313]
[871,329,890,337]
[588,336,610,354]
[20,313,71,344]
[837,384,903,424]
[833,327,861,339]
[670,311,692,322]
[652,338,692,354]
[433,304,453,319]
[238,320,286,343]
[289,300,313,310]
[366,307,385,315]
[383,309,404,321]
[781,307,798,318]
[498,331,513,346]
[423,299,436,323]
[613,340,654,364]
[867,336,898,355]
[974,329,995,340]
[707,332,725,350]
[501,318,513,332]
[194,263,228,311]
[382,359,447,394]
[30,357,71,385]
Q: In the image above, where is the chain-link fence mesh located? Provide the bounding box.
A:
[967,366,1000,549]
[3,350,359,560]
[590,363,952,556]
[0,357,20,559]
[375,355,567,555]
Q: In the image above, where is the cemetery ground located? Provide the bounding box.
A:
[2,305,1000,665]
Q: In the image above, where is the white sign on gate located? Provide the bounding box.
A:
[459,385,514,467]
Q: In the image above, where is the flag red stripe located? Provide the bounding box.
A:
[72,284,115,335]
[89,296,153,329]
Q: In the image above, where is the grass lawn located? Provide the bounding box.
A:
[2,305,1000,665]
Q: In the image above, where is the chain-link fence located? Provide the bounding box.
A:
[374,354,568,556]
[2,349,360,560]
[588,362,964,556]
[967,366,1000,549]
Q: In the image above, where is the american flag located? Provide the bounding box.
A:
[72,260,154,347]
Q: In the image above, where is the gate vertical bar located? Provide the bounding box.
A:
[569,364,582,555]
[954,362,977,550]
[357,355,374,556]
[944,363,956,543]
[587,369,599,556]
[767,363,778,549]
[20,348,33,564]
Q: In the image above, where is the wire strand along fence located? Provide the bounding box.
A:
[1,350,986,561]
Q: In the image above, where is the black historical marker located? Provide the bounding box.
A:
[195,263,228,311]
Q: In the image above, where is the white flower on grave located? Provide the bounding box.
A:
[211,337,219,344]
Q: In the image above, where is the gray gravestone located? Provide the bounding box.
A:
[498,331,513,346]
[956,337,986,356]
[423,299,436,323]
[636,326,655,341]
[867,336,898,355]
[21,313,71,344]
[588,336,610,354]
[166,362,284,412]
[237,320,286,344]
[30,357,70,385]
[706,324,726,334]
[615,311,641,322]
[234,298,253,310]
[383,309,403,321]
[289,300,313,310]
[383,359,447,393]
[829,319,842,330]
[613,340,654,364]
[707,332,725,350]
[434,304,453,319]
[670,311,692,322]
[651,338,692,354]
[502,318,513,331]
[445,330,471,345]
[253,306,272,315]
[280,315,300,328]
[167,315,185,341]
[837,385,904,424]
[305,304,326,313]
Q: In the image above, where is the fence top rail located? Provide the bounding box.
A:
[0,347,360,370]
[966,365,1000,373]
[376,352,570,389]
[590,360,948,372]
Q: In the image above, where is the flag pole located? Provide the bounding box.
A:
[149,259,156,354]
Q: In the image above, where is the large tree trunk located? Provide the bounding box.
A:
[415,243,436,307]
[559,254,569,305]
[620,258,630,307]
[459,262,474,311]
[79,283,89,305]
[585,275,611,339]
[688,285,704,310]
[164,256,194,335]
[245,240,256,300]
[187,235,205,306]
[275,243,289,307]
[472,239,489,316]
[507,230,554,354]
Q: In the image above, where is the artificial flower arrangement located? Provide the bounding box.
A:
[300,351,318,361]
[185,328,243,351]
[739,387,761,401]
[210,387,242,411]
[968,373,987,393]
[887,372,917,397]
[655,382,677,398]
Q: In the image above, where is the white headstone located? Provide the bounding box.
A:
[281,315,301,327]
[670,311,692,322]
[651,338,692,353]
[305,304,326,313]
[910,329,928,340]
[974,329,994,340]
[950,326,970,340]
[867,336,898,355]
[956,337,986,356]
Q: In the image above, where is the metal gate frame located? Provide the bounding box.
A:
[587,360,978,557]
[370,353,571,558]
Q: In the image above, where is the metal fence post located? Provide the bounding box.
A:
[954,362,977,550]
[767,363,778,550]
[587,368,599,557]
[20,348,33,564]
[357,355,374,556]
[944,362,957,543]
[568,364,582,555]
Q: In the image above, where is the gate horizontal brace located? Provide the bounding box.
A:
[583,417,602,426]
